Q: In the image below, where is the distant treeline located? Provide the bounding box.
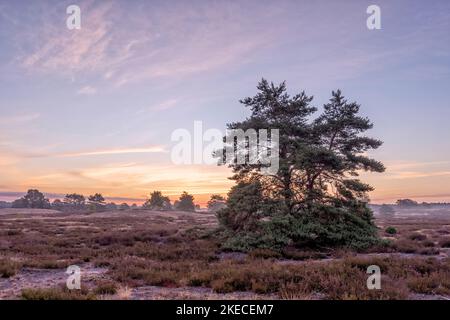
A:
[372,199,450,208]
[0,201,11,209]
[0,189,227,213]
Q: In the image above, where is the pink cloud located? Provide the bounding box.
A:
[18,1,281,86]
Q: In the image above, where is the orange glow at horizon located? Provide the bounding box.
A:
[1,154,450,206]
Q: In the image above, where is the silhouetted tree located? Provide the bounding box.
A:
[64,193,86,209]
[396,199,418,207]
[51,199,65,211]
[0,201,11,209]
[207,194,227,213]
[12,189,50,209]
[105,202,118,211]
[119,203,130,211]
[143,191,171,210]
[175,192,195,212]
[12,198,27,208]
[88,193,105,211]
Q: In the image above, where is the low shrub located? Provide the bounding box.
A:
[94,280,117,295]
[407,272,450,295]
[21,286,96,300]
[222,208,380,252]
[393,240,420,254]
[385,227,397,235]
[0,259,20,278]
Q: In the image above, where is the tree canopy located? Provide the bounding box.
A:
[218,79,385,251]
[64,193,86,209]
[12,189,50,209]
[88,193,106,211]
[175,191,196,212]
[143,191,172,210]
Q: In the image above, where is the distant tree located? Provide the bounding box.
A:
[143,191,171,210]
[131,203,138,210]
[105,202,118,211]
[195,204,201,211]
[12,198,27,208]
[119,203,130,211]
[88,193,105,211]
[207,194,227,213]
[0,201,12,209]
[12,189,50,209]
[64,193,86,209]
[379,204,395,216]
[175,192,195,212]
[51,199,65,211]
[396,199,418,207]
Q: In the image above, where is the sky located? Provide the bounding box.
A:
[0,0,450,205]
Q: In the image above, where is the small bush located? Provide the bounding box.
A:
[21,287,96,300]
[94,281,117,295]
[0,259,20,278]
[393,240,420,253]
[407,275,442,294]
[211,278,236,293]
[385,227,397,235]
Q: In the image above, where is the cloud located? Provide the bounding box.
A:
[16,1,283,86]
[57,146,167,158]
[0,144,167,161]
[0,112,40,124]
[136,99,178,114]
[387,171,450,180]
[77,86,97,95]
[380,160,450,180]
[20,1,118,74]
[386,161,450,170]
[7,0,450,89]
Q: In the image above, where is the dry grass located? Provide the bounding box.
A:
[1,208,449,299]
[0,259,21,278]
[21,286,96,300]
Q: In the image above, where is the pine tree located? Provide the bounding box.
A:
[218,80,385,250]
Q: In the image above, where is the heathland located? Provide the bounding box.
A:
[0,206,449,300]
